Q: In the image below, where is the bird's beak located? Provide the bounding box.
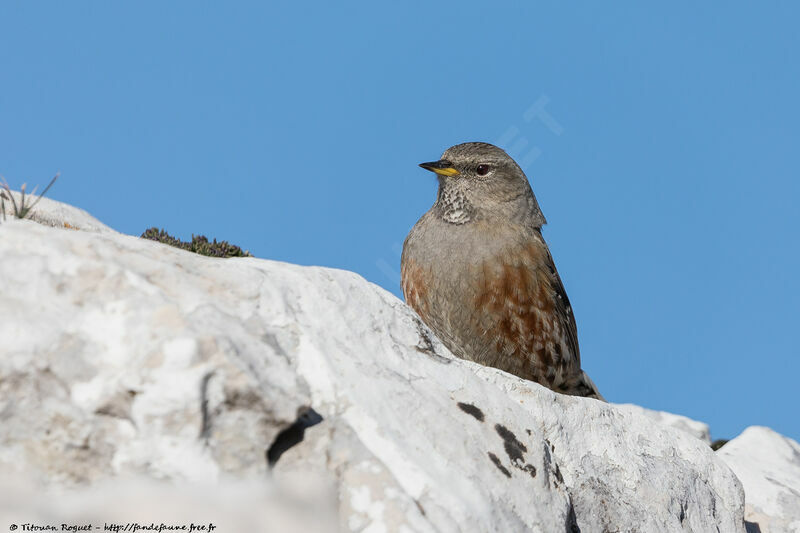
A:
[419,160,460,177]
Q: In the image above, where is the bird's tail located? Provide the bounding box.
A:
[567,371,605,401]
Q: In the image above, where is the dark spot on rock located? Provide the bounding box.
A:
[526,429,532,436]
[488,452,511,478]
[566,501,581,533]
[457,402,484,422]
[199,372,214,440]
[414,500,427,517]
[711,439,729,451]
[495,424,527,464]
[553,463,564,484]
[260,332,285,356]
[95,388,137,424]
[416,326,434,353]
[494,424,540,478]
[520,463,537,478]
[413,318,451,363]
[745,520,763,533]
[224,388,265,410]
[267,407,323,467]
[679,503,686,523]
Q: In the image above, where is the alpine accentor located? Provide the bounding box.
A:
[401,142,603,400]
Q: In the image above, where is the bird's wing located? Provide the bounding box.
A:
[538,232,604,399]
[540,242,581,368]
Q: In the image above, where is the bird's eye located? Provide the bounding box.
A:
[476,164,490,176]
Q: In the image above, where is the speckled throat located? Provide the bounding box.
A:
[435,185,475,225]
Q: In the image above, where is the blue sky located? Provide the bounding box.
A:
[2,2,798,442]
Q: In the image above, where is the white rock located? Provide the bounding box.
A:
[0,198,748,532]
[717,426,800,533]
[615,403,712,444]
[1,188,115,233]
[0,473,337,533]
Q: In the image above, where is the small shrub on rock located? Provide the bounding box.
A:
[141,227,252,258]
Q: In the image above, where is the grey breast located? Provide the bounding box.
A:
[403,211,523,365]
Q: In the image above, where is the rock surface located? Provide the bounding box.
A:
[615,403,712,445]
[717,426,800,533]
[2,189,115,234]
[0,197,753,532]
[0,474,335,533]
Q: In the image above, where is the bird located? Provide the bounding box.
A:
[401,142,603,400]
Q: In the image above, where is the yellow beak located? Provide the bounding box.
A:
[419,160,460,177]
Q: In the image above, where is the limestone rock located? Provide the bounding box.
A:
[1,189,115,233]
[615,403,712,444]
[717,426,800,533]
[0,198,749,532]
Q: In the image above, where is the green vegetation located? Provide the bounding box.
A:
[141,227,252,258]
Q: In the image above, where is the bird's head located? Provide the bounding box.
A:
[419,142,546,227]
